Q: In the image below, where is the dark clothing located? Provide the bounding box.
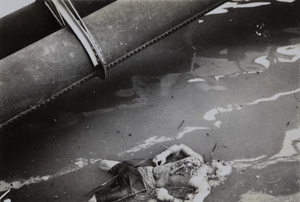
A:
[95,162,147,202]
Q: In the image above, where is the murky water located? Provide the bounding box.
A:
[0,0,300,201]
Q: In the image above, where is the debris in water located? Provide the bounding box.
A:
[0,189,10,200]
[177,120,185,130]
[210,143,217,158]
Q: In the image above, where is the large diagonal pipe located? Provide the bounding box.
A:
[0,0,227,128]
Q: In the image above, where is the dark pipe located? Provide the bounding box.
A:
[0,0,115,59]
[0,0,228,128]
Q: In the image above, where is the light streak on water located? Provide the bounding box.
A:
[0,158,101,192]
[254,56,270,69]
[232,128,300,171]
[0,128,298,192]
[276,0,295,3]
[188,78,206,83]
[276,43,300,63]
[203,89,300,121]
[176,126,211,139]
[206,2,271,15]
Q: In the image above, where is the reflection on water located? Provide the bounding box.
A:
[276,0,295,2]
[233,128,300,171]
[203,88,300,123]
[122,126,212,155]
[254,56,270,69]
[0,158,102,192]
[206,2,271,15]
[276,43,300,63]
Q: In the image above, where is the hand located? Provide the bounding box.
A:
[153,153,167,166]
[156,188,173,201]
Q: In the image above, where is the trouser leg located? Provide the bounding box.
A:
[95,186,129,202]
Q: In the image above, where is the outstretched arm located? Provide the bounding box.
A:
[156,183,210,202]
[156,188,189,202]
[153,144,203,166]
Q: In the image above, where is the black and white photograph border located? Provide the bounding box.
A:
[0,0,299,201]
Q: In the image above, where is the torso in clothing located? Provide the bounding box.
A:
[153,156,208,188]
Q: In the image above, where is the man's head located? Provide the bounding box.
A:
[210,159,232,178]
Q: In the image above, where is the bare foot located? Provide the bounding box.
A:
[88,194,97,202]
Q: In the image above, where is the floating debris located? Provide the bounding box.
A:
[177,120,185,130]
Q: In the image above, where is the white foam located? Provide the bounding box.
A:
[206,2,270,15]
[0,158,100,192]
[270,128,300,159]
[204,89,300,122]
[214,75,225,81]
[246,89,300,106]
[233,155,266,163]
[188,78,206,83]
[176,126,210,139]
[276,0,295,3]
[203,108,219,121]
[254,56,270,69]
[276,43,300,63]
[214,121,222,128]
[232,128,300,170]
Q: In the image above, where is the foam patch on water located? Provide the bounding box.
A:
[206,2,270,15]
[1,127,298,192]
[253,128,300,169]
[233,155,267,172]
[203,88,300,121]
[276,43,300,63]
[0,158,101,192]
[246,89,300,105]
[254,56,270,69]
[214,120,223,128]
[191,47,270,79]
[232,128,300,171]
[123,126,211,154]
[176,126,211,139]
[188,78,206,83]
[203,109,219,121]
[234,155,267,163]
[204,107,235,121]
[214,75,225,81]
[270,128,300,159]
[276,0,295,3]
